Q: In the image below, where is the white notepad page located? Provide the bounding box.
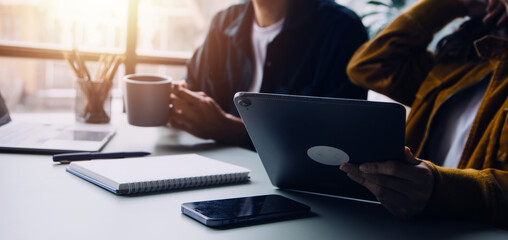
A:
[68,154,250,194]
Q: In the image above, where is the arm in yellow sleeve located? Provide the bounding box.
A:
[347,0,467,106]
[425,161,508,229]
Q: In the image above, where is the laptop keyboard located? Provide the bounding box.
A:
[0,122,54,146]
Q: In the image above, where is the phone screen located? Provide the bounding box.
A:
[181,194,311,227]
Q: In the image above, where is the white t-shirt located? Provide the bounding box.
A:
[427,75,490,168]
[248,18,285,93]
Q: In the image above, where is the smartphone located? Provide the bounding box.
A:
[181,194,311,227]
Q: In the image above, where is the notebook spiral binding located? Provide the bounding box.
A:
[126,172,248,194]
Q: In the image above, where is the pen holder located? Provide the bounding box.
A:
[75,78,112,123]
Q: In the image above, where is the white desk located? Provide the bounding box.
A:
[0,113,506,240]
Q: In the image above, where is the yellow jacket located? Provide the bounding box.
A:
[347,0,508,228]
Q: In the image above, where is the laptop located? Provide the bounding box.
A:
[0,90,115,154]
[234,92,406,201]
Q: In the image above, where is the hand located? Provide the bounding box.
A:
[460,0,489,18]
[169,84,227,139]
[172,79,188,89]
[483,0,508,25]
[340,147,434,219]
[168,84,248,145]
[458,0,508,24]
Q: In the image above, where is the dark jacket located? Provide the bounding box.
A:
[187,0,368,116]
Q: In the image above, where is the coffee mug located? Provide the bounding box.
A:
[123,74,172,127]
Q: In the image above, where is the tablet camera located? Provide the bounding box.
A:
[237,98,251,107]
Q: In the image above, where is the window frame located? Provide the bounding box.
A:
[0,0,188,74]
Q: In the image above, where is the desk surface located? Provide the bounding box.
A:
[0,113,506,240]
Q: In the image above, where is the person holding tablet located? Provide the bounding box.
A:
[344,0,508,229]
[168,0,368,148]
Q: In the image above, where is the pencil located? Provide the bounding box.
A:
[63,52,81,78]
[106,55,123,82]
[100,55,114,81]
[95,55,105,81]
[73,49,91,81]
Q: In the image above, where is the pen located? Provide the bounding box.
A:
[53,151,151,163]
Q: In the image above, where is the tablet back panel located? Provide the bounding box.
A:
[234,93,406,201]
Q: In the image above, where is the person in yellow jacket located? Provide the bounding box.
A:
[342,0,508,229]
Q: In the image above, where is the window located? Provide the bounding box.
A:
[137,0,240,54]
[0,0,239,112]
[2,0,417,113]
[135,0,239,82]
[0,0,127,51]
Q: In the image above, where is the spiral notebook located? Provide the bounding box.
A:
[66,154,250,195]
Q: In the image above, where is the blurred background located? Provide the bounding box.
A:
[2,0,461,113]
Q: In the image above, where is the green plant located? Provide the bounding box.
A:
[367,0,406,9]
[361,0,414,37]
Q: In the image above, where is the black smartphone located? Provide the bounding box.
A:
[181,194,311,227]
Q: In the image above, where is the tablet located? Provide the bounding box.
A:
[234,92,406,201]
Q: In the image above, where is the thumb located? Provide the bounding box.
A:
[404,146,421,165]
[176,79,188,88]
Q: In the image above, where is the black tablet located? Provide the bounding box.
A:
[234,92,406,201]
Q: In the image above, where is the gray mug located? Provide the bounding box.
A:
[123,74,172,127]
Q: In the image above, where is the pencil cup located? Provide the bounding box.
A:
[75,78,112,124]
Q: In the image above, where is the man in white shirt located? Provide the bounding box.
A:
[169,0,368,148]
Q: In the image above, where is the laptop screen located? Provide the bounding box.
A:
[0,90,12,127]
